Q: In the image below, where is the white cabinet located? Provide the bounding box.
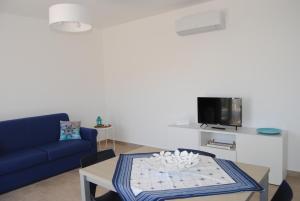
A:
[168,124,287,185]
[236,133,287,185]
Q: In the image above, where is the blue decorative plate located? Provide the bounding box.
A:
[257,128,281,135]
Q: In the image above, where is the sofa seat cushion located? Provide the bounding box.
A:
[0,148,48,175]
[37,140,91,161]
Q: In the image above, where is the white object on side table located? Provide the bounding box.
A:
[95,124,115,151]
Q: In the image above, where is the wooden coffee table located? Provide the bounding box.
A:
[79,146,269,201]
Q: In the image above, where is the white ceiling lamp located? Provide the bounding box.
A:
[49,4,92,33]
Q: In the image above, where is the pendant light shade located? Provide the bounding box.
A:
[49,4,92,33]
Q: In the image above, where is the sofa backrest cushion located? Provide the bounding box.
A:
[0,113,69,153]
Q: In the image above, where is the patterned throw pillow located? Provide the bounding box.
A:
[60,121,81,141]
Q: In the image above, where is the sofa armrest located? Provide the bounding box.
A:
[80,127,98,153]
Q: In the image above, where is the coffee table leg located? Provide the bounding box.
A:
[80,174,91,201]
[260,173,269,201]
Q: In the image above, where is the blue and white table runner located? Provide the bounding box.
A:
[113,152,263,201]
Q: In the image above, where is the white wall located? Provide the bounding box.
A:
[0,13,105,127]
[102,0,300,171]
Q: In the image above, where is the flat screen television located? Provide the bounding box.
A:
[197,97,242,128]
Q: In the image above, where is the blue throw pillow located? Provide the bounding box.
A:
[60,121,81,141]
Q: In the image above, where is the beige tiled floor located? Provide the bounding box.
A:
[0,141,299,201]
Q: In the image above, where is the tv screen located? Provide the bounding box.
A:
[197,97,242,127]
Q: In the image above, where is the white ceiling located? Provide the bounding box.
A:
[0,0,209,29]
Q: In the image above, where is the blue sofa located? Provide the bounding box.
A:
[0,113,97,193]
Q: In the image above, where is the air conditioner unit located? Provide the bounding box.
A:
[175,11,225,36]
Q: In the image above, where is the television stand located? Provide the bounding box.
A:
[168,123,287,185]
[200,123,208,128]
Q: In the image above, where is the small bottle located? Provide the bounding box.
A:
[96,116,102,126]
